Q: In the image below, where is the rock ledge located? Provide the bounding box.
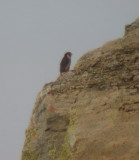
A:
[22,18,139,160]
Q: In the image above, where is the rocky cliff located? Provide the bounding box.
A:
[22,18,139,160]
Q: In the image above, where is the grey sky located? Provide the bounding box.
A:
[0,0,138,160]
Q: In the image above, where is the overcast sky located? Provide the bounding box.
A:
[0,0,139,160]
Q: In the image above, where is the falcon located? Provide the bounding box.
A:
[60,52,72,74]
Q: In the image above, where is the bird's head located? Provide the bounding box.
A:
[65,52,72,58]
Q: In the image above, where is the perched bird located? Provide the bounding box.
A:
[60,52,72,74]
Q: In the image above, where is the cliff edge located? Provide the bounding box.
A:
[22,18,139,160]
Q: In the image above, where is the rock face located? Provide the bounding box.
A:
[22,18,139,160]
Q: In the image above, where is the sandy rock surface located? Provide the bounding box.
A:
[22,18,139,160]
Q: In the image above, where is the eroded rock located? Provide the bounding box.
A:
[22,18,139,160]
